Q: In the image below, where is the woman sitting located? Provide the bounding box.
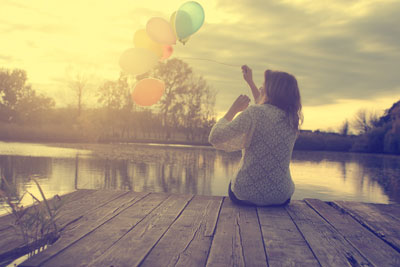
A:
[208,65,303,206]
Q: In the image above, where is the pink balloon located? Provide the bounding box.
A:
[161,45,173,60]
[146,17,176,45]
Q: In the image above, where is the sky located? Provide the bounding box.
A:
[1,0,399,131]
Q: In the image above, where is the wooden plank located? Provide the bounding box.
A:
[206,198,267,267]
[0,189,94,232]
[305,199,400,266]
[51,189,129,229]
[39,192,171,267]
[286,201,371,266]
[367,203,400,220]
[333,200,400,251]
[20,191,149,267]
[1,189,127,251]
[140,195,223,267]
[86,193,194,267]
[0,189,97,263]
[257,201,319,267]
[234,202,268,267]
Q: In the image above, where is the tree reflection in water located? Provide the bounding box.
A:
[1,145,400,215]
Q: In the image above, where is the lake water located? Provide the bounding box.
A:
[0,141,399,215]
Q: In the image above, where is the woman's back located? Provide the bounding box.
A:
[231,104,297,205]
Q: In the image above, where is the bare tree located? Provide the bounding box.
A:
[68,73,88,117]
[97,73,136,139]
[351,109,380,134]
[368,111,380,128]
[339,119,349,136]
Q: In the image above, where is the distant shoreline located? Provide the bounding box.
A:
[1,139,399,158]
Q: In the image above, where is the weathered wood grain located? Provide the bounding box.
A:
[3,189,399,267]
[206,198,267,267]
[53,189,129,229]
[305,198,400,266]
[286,201,371,266]
[367,203,400,220]
[333,200,400,251]
[39,192,170,267]
[0,189,94,232]
[0,189,96,264]
[87,193,194,267]
[257,201,319,267]
[140,195,222,267]
[20,191,149,267]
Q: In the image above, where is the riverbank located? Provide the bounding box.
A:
[0,122,359,153]
[44,142,218,162]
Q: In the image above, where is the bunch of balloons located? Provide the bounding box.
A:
[119,1,205,106]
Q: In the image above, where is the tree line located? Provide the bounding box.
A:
[348,103,400,154]
[0,59,216,144]
[294,102,400,154]
[1,59,399,154]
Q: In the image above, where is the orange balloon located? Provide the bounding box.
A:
[132,78,165,106]
[161,45,173,60]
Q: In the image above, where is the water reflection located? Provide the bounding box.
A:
[73,148,219,196]
[0,142,399,216]
[291,151,400,203]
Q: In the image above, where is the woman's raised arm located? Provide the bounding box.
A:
[242,65,260,102]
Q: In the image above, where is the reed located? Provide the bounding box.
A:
[0,175,63,259]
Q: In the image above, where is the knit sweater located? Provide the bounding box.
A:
[209,104,297,205]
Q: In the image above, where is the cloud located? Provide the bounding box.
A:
[190,0,400,109]
[0,54,13,62]
[1,0,399,130]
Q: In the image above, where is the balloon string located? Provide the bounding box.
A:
[177,57,241,67]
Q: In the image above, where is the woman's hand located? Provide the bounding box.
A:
[241,65,253,84]
[224,95,251,121]
[231,94,251,112]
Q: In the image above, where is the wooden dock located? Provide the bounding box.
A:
[1,190,400,266]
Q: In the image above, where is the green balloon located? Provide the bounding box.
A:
[176,1,205,40]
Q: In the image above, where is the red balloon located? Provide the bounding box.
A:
[161,45,173,60]
[132,78,165,106]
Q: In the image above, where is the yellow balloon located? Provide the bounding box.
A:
[119,48,158,75]
[133,29,163,59]
[170,11,178,37]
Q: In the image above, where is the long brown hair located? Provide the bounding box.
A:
[258,70,303,130]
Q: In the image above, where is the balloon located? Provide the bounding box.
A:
[119,48,158,75]
[170,11,178,37]
[175,10,193,40]
[146,17,176,45]
[132,78,165,106]
[176,1,205,40]
[170,11,192,44]
[170,11,191,44]
[161,45,173,60]
[133,29,163,58]
[180,36,191,45]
